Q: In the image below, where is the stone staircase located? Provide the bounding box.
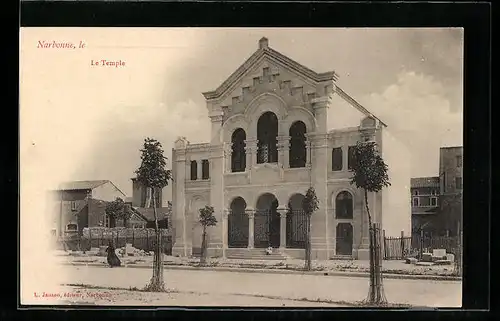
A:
[330,255,353,260]
[226,248,288,260]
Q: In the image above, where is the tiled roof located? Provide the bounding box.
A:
[411,177,440,188]
[133,207,171,222]
[412,207,439,215]
[58,180,109,191]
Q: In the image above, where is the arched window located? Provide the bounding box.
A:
[335,191,353,219]
[231,128,246,172]
[257,112,278,164]
[190,160,197,180]
[332,147,343,171]
[289,121,307,168]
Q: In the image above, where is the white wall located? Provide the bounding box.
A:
[328,92,366,130]
[92,181,127,202]
[381,128,412,237]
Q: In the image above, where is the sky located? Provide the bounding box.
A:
[20,28,463,202]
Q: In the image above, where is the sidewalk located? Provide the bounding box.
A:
[55,251,461,281]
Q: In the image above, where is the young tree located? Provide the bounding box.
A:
[302,187,319,271]
[105,197,133,228]
[349,140,390,305]
[135,138,172,292]
[198,205,217,265]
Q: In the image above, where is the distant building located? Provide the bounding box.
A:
[438,146,463,236]
[128,178,171,230]
[410,177,440,236]
[410,146,463,237]
[48,180,135,236]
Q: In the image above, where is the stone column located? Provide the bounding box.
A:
[305,139,312,167]
[222,209,230,258]
[246,208,255,249]
[278,136,291,169]
[245,139,258,169]
[277,206,288,250]
[224,143,232,174]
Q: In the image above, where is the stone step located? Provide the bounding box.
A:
[226,248,288,260]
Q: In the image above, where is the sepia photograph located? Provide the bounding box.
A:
[19,27,463,308]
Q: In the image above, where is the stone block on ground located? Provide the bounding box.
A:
[433,249,447,258]
[446,253,455,262]
[421,253,433,262]
[405,257,418,264]
[98,246,107,257]
[415,261,435,266]
[434,260,452,265]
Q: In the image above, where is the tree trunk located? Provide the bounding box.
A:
[364,188,376,304]
[201,226,207,265]
[149,187,164,291]
[304,214,312,271]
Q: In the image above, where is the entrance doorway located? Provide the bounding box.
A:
[336,223,353,255]
[255,193,280,248]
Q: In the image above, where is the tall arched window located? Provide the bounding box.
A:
[289,121,307,168]
[335,191,353,219]
[257,112,278,164]
[231,128,246,172]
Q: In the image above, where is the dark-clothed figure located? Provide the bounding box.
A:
[106,242,121,267]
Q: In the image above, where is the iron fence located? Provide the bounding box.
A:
[286,209,307,249]
[56,228,172,255]
[383,231,459,260]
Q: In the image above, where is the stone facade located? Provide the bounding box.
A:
[171,38,411,260]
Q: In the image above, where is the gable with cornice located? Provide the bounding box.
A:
[203,38,337,123]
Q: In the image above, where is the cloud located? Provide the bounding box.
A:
[68,98,211,196]
[362,71,463,176]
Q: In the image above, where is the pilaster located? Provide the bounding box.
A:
[172,141,188,257]
[308,96,331,254]
[224,143,232,174]
[208,111,224,251]
[246,208,255,249]
[222,209,230,258]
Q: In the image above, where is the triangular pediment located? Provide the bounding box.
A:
[202,38,338,102]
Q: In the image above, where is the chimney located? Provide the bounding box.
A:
[259,37,269,49]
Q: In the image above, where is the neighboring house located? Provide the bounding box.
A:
[171,37,411,260]
[438,146,463,236]
[48,180,130,236]
[410,146,463,237]
[411,177,440,237]
[127,178,172,230]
